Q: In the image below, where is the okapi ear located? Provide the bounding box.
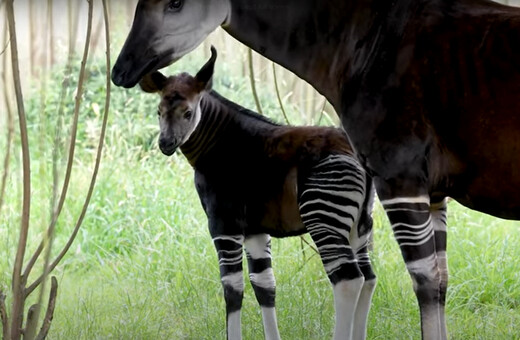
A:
[195,45,217,91]
[139,71,167,93]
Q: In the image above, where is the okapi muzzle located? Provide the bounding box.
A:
[112,0,230,88]
[111,2,173,88]
[158,134,179,156]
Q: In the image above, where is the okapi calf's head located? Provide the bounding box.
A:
[139,47,217,156]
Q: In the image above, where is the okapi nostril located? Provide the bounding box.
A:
[159,137,174,147]
[111,66,127,86]
[158,138,178,155]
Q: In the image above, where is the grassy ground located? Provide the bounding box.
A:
[45,192,520,340]
[1,51,520,339]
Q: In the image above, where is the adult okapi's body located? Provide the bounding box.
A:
[140,48,376,340]
[112,0,520,339]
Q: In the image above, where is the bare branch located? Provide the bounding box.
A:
[21,0,81,282]
[28,0,36,76]
[299,237,307,263]
[21,0,80,280]
[315,97,328,126]
[0,37,9,57]
[35,277,58,340]
[27,0,63,334]
[0,16,14,214]
[90,11,105,55]
[0,290,9,340]
[26,0,111,297]
[247,48,263,115]
[47,0,54,66]
[0,0,10,57]
[24,304,39,340]
[6,0,33,337]
[272,63,290,125]
[23,0,94,285]
[299,235,319,255]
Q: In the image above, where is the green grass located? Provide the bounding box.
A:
[43,198,520,340]
[1,51,520,339]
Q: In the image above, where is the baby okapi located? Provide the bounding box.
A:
[140,47,376,340]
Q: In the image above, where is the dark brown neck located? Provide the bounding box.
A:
[180,91,278,167]
[224,0,380,108]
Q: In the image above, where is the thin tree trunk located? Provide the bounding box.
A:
[23,0,83,281]
[24,0,95,298]
[272,63,290,124]
[27,0,111,296]
[0,14,14,214]
[34,277,57,340]
[6,0,32,337]
[247,48,263,115]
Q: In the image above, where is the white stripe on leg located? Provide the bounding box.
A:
[227,310,242,340]
[352,278,376,340]
[332,277,364,340]
[245,234,280,339]
[249,268,276,290]
[221,271,244,292]
[379,195,430,205]
[261,307,281,340]
[436,249,448,338]
[406,253,442,339]
[244,234,271,259]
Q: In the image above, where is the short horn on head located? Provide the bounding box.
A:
[195,46,217,91]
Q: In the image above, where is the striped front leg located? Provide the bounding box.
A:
[245,234,281,340]
[431,198,448,338]
[213,235,245,340]
[299,154,367,340]
[380,194,446,340]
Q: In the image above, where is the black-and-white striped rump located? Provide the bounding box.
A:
[298,154,368,283]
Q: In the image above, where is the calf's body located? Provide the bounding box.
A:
[188,102,354,238]
[140,50,376,340]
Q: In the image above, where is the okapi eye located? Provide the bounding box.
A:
[167,0,183,11]
[184,110,193,120]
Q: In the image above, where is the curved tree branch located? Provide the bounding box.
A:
[272,63,290,125]
[23,0,93,284]
[24,304,39,339]
[0,17,14,214]
[247,48,263,115]
[26,0,111,297]
[0,38,10,56]
[316,97,328,126]
[6,0,32,338]
[35,277,58,340]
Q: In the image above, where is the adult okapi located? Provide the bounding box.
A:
[111,0,520,339]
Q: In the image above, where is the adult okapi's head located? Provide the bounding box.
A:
[139,47,216,156]
[112,0,229,88]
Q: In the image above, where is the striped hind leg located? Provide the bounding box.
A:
[244,234,281,340]
[378,182,446,340]
[352,182,377,340]
[213,235,245,340]
[299,154,367,340]
[352,238,376,340]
